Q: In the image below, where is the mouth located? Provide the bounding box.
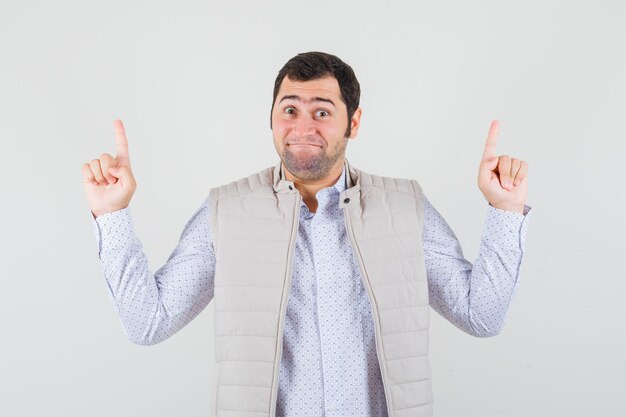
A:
[287,143,322,148]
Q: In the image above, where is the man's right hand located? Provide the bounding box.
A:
[82,119,137,218]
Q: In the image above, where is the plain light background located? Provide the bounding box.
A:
[1,0,624,416]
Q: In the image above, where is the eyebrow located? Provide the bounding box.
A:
[278,95,336,107]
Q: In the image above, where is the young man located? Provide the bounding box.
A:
[82,51,531,417]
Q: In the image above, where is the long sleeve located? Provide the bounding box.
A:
[422,194,531,337]
[91,197,216,345]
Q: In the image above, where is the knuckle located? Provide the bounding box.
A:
[81,165,92,176]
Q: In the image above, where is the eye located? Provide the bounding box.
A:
[284,107,296,115]
[316,110,329,117]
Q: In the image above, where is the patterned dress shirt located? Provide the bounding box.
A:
[92,165,532,417]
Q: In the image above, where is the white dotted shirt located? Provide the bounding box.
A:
[92,166,532,417]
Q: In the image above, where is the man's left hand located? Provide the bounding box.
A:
[477,120,528,214]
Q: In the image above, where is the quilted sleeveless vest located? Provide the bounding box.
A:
[207,159,432,417]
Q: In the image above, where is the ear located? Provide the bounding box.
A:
[348,107,363,139]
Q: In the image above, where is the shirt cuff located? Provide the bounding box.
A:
[91,207,136,259]
[482,203,532,253]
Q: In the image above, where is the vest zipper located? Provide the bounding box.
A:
[269,192,302,416]
[343,206,394,417]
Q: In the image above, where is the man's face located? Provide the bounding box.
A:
[271,75,361,182]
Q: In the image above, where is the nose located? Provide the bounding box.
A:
[292,113,317,137]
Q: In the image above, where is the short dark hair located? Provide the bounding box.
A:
[270,51,361,137]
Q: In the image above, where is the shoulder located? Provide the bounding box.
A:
[208,165,275,202]
[353,166,424,199]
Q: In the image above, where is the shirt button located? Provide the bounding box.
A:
[343,198,350,204]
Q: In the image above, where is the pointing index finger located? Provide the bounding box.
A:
[482,120,499,161]
[114,119,130,165]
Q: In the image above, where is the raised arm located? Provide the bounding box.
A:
[83,119,216,345]
[424,120,531,336]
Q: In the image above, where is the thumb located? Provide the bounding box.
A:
[109,165,132,180]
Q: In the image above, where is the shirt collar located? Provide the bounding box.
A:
[326,163,345,193]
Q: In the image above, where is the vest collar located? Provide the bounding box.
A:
[339,160,361,209]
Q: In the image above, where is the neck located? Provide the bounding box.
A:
[282,159,344,213]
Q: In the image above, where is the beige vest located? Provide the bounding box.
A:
[208,159,432,417]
